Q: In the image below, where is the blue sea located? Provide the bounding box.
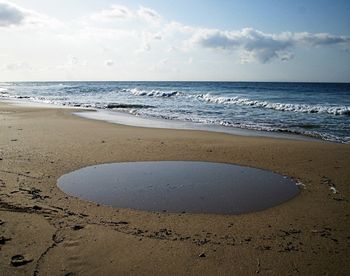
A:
[1,81,349,143]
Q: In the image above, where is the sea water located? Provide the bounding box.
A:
[1,81,349,143]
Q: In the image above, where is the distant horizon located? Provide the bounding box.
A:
[1,80,350,84]
[1,0,350,82]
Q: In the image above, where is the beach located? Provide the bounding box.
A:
[0,101,349,275]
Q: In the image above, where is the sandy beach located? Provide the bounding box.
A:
[0,101,349,275]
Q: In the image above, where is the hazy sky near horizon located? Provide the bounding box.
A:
[0,0,350,82]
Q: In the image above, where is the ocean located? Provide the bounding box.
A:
[1,81,349,143]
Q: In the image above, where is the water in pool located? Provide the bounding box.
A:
[57,161,299,215]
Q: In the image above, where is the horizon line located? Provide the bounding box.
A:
[1,80,350,84]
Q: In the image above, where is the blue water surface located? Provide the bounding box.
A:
[1,81,349,143]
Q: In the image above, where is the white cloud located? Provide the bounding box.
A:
[1,2,350,82]
[67,56,79,65]
[294,32,350,46]
[136,42,151,54]
[105,60,114,66]
[0,1,61,28]
[87,5,161,24]
[56,56,88,70]
[0,1,25,26]
[90,4,133,21]
[163,21,195,35]
[192,27,350,63]
[150,58,180,74]
[137,6,161,23]
[153,33,162,40]
[1,61,31,71]
[150,58,169,72]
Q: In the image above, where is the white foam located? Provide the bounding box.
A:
[126,88,180,98]
[0,87,8,93]
[74,110,316,142]
[180,116,348,143]
[1,98,89,109]
[196,94,350,116]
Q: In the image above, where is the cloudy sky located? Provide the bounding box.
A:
[1,0,350,82]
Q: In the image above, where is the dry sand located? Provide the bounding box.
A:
[0,101,349,275]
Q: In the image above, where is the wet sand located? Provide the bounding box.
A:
[0,101,349,275]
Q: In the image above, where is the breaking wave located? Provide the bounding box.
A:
[196,94,350,116]
[123,88,180,98]
[0,87,8,94]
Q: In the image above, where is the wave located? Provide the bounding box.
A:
[105,103,154,109]
[0,87,8,94]
[122,88,180,98]
[196,94,350,116]
[179,116,349,144]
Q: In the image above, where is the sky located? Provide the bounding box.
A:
[0,0,350,82]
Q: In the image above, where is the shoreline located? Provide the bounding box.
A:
[75,109,321,142]
[4,98,322,143]
[0,101,349,275]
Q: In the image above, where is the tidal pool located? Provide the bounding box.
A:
[57,161,299,215]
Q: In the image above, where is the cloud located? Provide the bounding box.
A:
[2,0,350,81]
[137,6,161,23]
[0,1,61,28]
[150,58,170,72]
[134,31,164,54]
[1,61,31,70]
[136,42,151,54]
[163,21,195,35]
[88,5,161,24]
[153,33,162,40]
[67,56,79,65]
[105,60,114,66]
[192,28,350,63]
[294,32,350,46]
[90,5,133,21]
[56,56,88,70]
[0,1,25,26]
